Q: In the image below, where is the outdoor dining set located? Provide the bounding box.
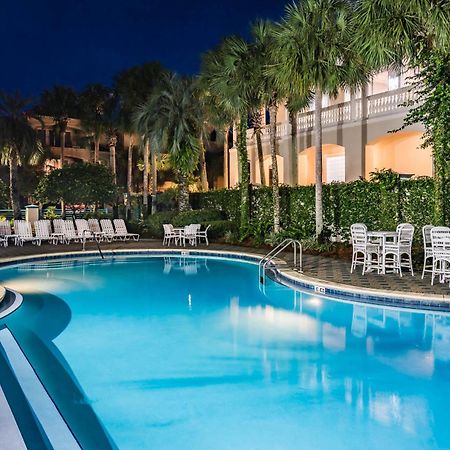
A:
[351,223,450,286]
[162,224,210,247]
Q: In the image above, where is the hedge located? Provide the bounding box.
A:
[189,175,437,243]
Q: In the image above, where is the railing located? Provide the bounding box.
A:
[258,239,302,285]
[245,87,417,143]
[81,230,105,259]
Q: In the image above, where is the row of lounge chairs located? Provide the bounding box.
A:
[0,218,139,247]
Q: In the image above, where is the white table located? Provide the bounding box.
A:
[367,231,398,274]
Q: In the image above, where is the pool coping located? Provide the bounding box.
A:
[0,247,449,312]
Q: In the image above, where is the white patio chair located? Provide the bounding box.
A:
[183,224,197,247]
[430,227,450,286]
[14,220,40,246]
[162,224,178,246]
[0,220,18,246]
[100,219,122,241]
[88,219,111,242]
[422,224,434,279]
[350,223,380,275]
[34,220,59,245]
[196,224,210,246]
[113,219,140,241]
[383,223,415,277]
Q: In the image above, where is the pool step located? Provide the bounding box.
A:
[0,384,27,450]
[0,327,81,450]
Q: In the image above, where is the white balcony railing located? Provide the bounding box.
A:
[245,86,417,143]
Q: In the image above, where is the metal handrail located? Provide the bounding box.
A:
[81,229,105,260]
[258,239,302,284]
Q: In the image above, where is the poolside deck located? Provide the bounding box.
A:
[0,239,448,299]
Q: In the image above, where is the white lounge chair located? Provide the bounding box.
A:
[75,219,96,241]
[88,219,111,242]
[113,219,140,241]
[0,220,18,246]
[100,219,122,241]
[53,219,79,244]
[14,220,40,246]
[64,220,82,244]
[34,220,59,245]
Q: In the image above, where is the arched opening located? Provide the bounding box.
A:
[298,144,345,186]
[365,131,432,179]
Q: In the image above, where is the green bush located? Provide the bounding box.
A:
[144,211,178,238]
[172,209,225,226]
[206,220,238,239]
[190,174,436,244]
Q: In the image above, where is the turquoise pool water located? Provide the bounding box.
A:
[1,256,450,450]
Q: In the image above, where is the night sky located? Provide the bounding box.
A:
[1,0,286,96]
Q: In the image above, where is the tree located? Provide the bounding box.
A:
[79,84,111,163]
[134,74,201,212]
[0,91,44,218]
[35,86,78,167]
[114,62,168,216]
[201,37,256,235]
[274,0,367,239]
[35,162,117,206]
[353,0,450,224]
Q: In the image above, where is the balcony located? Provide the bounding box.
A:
[246,86,417,143]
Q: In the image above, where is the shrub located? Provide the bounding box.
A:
[172,209,225,226]
[206,220,238,239]
[144,211,178,238]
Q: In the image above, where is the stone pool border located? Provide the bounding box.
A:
[0,248,449,313]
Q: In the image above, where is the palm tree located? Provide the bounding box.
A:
[114,62,168,216]
[135,74,201,212]
[353,0,450,224]
[79,84,111,163]
[252,20,285,233]
[201,37,257,234]
[0,91,44,218]
[274,0,366,239]
[35,86,78,167]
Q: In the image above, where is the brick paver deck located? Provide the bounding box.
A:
[0,239,448,298]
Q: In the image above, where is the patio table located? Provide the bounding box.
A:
[367,231,398,274]
[172,228,185,246]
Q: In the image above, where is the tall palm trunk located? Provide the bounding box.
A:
[9,151,21,219]
[126,135,134,217]
[237,114,250,235]
[143,139,150,218]
[151,150,158,214]
[59,130,66,168]
[289,110,298,185]
[252,110,266,185]
[199,139,209,191]
[269,104,280,233]
[94,137,100,164]
[314,90,323,239]
[178,173,190,212]
[109,136,117,184]
[223,127,229,188]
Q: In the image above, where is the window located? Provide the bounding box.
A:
[326,156,345,183]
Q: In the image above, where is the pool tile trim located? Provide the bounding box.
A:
[1,248,449,312]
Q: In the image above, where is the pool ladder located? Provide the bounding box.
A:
[81,230,105,260]
[259,239,302,284]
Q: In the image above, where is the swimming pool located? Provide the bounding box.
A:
[1,255,450,450]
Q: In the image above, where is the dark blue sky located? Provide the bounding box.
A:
[1,0,286,96]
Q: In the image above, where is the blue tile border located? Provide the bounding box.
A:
[0,248,449,312]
